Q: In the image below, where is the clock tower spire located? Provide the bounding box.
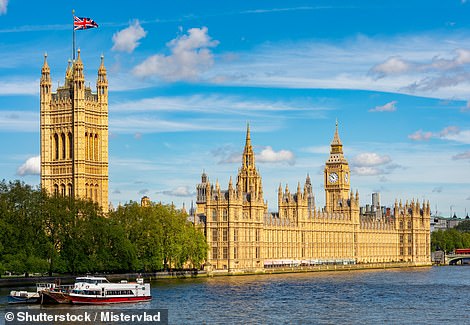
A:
[324,121,350,213]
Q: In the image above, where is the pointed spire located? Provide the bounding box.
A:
[331,119,342,146]
[246,122,251,145]
[41,53,51,84]
[327,120,346,163]
[76,48,82,62]
[98,54,107,77]
[42,53,50,71]
[242,122,255,169]
[73,49,84,81]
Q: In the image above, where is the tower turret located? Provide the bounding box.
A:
[236,123,263,201]
[324,121,351,213]
[97,55,108,104]
[40,51,109,212]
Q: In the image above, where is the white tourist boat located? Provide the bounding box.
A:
[68,276,152,304]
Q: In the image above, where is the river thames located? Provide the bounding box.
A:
[1,266,469,324]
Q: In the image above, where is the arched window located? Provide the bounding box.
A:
[94,186,98,202]
[54,134,59,160]
[60,184,66,196]
[67,183,73,197]
[85,132,88,160]
[89,133,94,160]
[68,132,73,159]
[61,133,66,159]
[85,183,89,198]
[53,184,59,196]
[94,134,98,161]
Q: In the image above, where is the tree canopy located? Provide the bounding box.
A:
[0,180,207,276]
[431,225,470,252]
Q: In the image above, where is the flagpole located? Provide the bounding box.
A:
[72,9,75,60]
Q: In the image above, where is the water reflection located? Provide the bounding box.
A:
[1,267,470,324]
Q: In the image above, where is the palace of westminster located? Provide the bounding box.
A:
[40,53,431,272]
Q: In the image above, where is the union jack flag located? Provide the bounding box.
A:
[74,16,99,31]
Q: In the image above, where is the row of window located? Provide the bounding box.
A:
[85,184,100,201]
[212,209,228,221]
[53,132,73,160]
[85,132,100,161]
[51,132,100,161]
[212,247,260,260]
[399,221,413,229]
[53,183,73,197]
[210,209,263,221]
[211,229,261,242]
[106,290,134,296]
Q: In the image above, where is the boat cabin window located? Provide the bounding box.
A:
[76,278,109,284]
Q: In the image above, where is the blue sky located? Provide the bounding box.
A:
[1,0,469,217]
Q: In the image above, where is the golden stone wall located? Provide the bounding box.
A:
[196,125,431,272]
[40,51,109,212]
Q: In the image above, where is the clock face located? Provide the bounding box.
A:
[328,172,338,183]
[344,173,349,183]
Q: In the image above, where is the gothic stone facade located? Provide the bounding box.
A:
[40,50,109,211]
[196,125,431,272]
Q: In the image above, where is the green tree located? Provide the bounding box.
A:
[455,220,470,232]
[0,181,49,276]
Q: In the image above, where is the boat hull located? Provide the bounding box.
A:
[8,295,39,304]
[40,290,72,304]
[69,295,152,304]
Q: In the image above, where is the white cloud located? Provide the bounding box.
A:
[161,186,195,197]
[453,151,470,160]
[408,129,433,141]
[112,20,147,53]
[17,156,40,176]
[370,48,470,94]
[0,0,8,15]
[0,79,37,95]
[133,27,219,81]
[430,49,470,70]
[369,100,397,112]
[352,166,383,176]
[111,94,330,115]
[138,189,149,195]
[212,145,241,164]
[443,130,470,144]
[350,152,397,176]
[0,110,38,132]
[301,145,330,154]
[257,146,295,165]
[408,126,470,144]
[369,56,411,79]
[352,153,391,167]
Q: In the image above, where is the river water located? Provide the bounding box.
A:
[1,266,469,324]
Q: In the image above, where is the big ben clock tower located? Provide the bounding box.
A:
[324,121,350,213]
